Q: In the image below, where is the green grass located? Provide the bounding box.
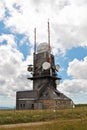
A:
[0,106,87,125]
[0,119,87,130]
[0,105,87,130]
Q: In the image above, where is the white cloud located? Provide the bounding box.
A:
[59,78,87,103]
[58,56,87,103]
[0,34,16,47]
[59,79,87,95]
[67,57,87,79]
[70,0,87,6]
[0,1,5,20]
[1,0,87,54]
[0,35,32,100]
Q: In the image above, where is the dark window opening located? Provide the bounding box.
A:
[23,104,25,108]
[31,104,34,109]
[20,104,22,108]
[20,104,25,108]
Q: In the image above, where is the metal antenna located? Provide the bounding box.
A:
[34,28,36,53]
[48,19,51,63]
[48,20,52,76]
[33,28,36,76]
[48,19,51,52]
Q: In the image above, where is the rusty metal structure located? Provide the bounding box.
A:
[16,22,74,110]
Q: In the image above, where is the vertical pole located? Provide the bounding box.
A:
[48,20,52,76]
[48,20,51,52]
[33,28,36,79]
[33,28,36,89]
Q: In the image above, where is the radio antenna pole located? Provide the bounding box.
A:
[48,20,52,76]
[48,19,51,52]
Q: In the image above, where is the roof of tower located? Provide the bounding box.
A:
[37,42,48,53]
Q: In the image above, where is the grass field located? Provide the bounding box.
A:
[0,105,87,130]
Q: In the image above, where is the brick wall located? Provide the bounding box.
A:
[39,99,73,109]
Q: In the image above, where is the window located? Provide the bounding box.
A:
[31,104,34,109]
[20,104,22,108]
[20,104,25,108]
[23,104,25,108]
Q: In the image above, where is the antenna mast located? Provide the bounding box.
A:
[33,28,36,76]
[48,20,52,76]
[48,20,51,52]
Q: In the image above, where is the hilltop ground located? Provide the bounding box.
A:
[0,104,87,130]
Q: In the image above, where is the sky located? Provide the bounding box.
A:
[0,0,87,107]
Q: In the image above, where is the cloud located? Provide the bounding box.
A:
[67,57,87,79]
[58,78,87,103]
[0,34,32,98]
[0,34,16,47]
[59,79,87,95]
[0,1,5,20]
[58,56,87,102]
[1,0,87,54]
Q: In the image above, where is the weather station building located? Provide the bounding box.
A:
[16,22,74,110]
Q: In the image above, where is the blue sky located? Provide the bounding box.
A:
[0,0,87,107]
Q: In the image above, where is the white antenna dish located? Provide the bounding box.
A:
[55,65,60,71]
[55,80,60,85]
[42,62,51,70]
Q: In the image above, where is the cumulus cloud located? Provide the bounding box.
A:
[59,79,87,95]
[58,56,87,103]
[0,34,16,47]
[0,1,5,20]
[0,35,32,99]
[58,78,87,103]
[1,0,86,54]
[67,57,87,79]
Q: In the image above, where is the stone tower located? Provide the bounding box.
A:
[28,42,61,99]
[16,22,74,110]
